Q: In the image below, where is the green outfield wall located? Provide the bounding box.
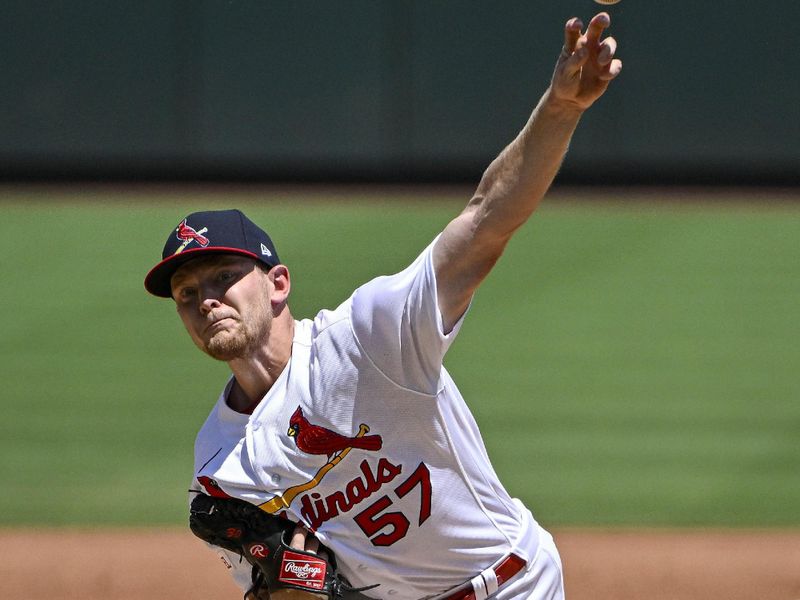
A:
[2,1,797,184]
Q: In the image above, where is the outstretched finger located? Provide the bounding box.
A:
[599,58,623,81]
[585,12,611,47]
[598,36,617,66]
[563,17,583,55]
[563,46,589,78]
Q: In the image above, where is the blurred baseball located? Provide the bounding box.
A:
[594,0,621,4]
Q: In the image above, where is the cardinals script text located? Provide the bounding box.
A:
[300,459,432,546]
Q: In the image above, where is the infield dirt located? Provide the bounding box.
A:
[1,529,797,599]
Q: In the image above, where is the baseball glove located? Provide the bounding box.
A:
[189,493,378,600]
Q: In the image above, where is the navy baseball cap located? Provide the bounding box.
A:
[144,209,281,298]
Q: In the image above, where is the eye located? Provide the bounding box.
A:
[176,286,197,302]
[218,270,237,283]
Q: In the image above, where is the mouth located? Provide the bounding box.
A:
[205,317,235,333]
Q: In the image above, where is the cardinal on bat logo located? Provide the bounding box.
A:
[288,407,382,460]
[174,219,210,253]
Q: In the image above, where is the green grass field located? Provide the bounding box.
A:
[1,188,798,528]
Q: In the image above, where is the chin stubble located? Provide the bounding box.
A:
[204,304,272,361]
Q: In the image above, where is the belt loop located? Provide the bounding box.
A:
[470,574,489,600]
[482,568,499,596]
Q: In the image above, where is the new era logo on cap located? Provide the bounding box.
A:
[144,209,281,298]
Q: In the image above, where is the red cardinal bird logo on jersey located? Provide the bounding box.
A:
[288,407,382,459]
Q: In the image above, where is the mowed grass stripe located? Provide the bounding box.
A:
[1,195,798,526]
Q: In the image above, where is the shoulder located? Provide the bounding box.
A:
[295,301,355,351]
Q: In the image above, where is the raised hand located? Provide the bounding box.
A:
[550,12,623,111]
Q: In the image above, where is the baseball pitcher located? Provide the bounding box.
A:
[145,13,621,600]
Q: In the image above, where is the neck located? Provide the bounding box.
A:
[227,314,294,412]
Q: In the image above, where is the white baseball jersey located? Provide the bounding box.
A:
[190,238,561,600]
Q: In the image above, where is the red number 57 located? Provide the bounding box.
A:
[353,462,432,547]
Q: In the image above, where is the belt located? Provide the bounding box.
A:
[440,553,527,600]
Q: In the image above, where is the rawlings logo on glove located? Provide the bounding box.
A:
[281,551,327,588]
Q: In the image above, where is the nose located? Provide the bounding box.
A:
[199,294,222,316]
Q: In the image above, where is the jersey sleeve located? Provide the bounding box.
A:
[349,235,469,394]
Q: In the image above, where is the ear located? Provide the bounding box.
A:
[268,265,291,307]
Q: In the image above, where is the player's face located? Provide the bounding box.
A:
[170,255,273,361]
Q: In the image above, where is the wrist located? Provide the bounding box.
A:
[540,88,586,121]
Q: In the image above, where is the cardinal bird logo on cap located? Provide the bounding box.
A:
[174,219,210,253]
[288,407,382,460]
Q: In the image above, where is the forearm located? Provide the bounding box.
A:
[469,89,583,243]
[433,13,620,330]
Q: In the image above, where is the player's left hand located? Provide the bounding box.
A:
[244,523,329,600]
[549,12,622,111]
